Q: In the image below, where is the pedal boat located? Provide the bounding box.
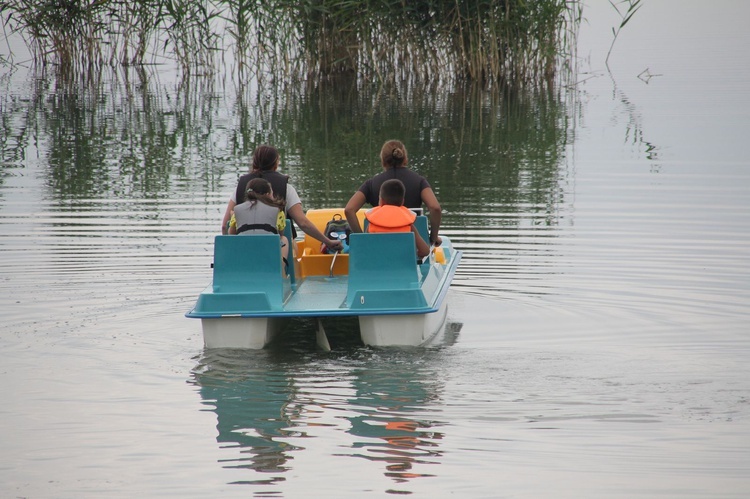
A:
[185,209,462,349]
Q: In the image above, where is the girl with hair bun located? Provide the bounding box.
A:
[228,177,290,266]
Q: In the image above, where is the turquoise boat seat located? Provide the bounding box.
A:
[194,234,284,314]
[413,215,429,245]
[346,232,428,310]
[282,220,296,284]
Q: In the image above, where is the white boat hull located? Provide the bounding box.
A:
[201,317,285,349]
[358,301,449,347]
[200,302,448,349]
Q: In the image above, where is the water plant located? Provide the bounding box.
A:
[605,0,642,69]
[162,0,221,73]
[285,0,580,86]
[1,0,582,86]
[1,0,104,74]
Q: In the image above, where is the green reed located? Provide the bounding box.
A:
[282,0,580,86]
[162,0,220,73]
[107,1,158,67]
[2,0,582,86]
[1,0,104,75]
[606,0,642,69]
[0,0,215,76]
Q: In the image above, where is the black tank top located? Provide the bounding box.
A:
[235,171,289,211]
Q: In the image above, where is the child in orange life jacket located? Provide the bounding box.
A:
[364,179,430,259]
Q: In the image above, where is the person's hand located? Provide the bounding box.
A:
[431,235,442,247]
[326,238,344,252]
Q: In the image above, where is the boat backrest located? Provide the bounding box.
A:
[413,215,429,244]
[211,234,284,308]
[282,220,296,284]
[346,232,427,310]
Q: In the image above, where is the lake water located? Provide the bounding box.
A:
[1,1,749,497]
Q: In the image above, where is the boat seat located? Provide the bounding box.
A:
[199,234,284,312]
[346,232,428,310]
[296,208,366,277]
[413,215,429,245]
[282,219,296,284]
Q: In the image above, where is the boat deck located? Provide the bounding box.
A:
[284,276,348,313]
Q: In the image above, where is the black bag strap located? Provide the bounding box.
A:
[236,223,278,235]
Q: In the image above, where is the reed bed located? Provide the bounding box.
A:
[2,0,581,87]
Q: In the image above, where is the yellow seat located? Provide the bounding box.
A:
[296,208,366,278]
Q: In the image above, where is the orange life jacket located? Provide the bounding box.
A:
[365,205,416,233]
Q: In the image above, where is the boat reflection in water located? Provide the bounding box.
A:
[343,360,448,482]
[190,349,300,484]
[189,320,461,488]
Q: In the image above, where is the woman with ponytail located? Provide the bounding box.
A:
[344,140,442,246]
[221,145,343,253]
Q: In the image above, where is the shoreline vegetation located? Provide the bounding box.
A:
[1,0,582,88]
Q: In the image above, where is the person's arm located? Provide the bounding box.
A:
[287,203,343,251]
[412,225,430,259]
[421,187,442,246]
[221,199,236,235]
[344,191,366,233]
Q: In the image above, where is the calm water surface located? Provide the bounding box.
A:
[1,2,749,497]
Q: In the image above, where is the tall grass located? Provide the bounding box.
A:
[108,1,159,67]
[1,0,106,77]
[0,0,215,76]
[286,0,580,86]
[1,0,582,86]
[162,0,220,73]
